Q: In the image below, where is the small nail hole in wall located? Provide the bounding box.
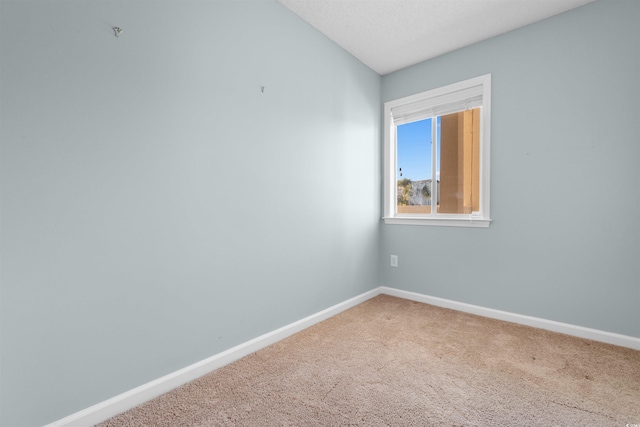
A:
[260,86,265,93]
[113,27,123,37]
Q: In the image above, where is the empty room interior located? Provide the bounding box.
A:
[1,0,639,425]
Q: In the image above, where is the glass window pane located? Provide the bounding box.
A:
[396,118,433,214]
[437,108,481,214]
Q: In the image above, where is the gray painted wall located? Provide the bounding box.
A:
[0,1,381,425]
[381,1,639,338]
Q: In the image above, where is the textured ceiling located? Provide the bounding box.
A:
[277,0,595,75]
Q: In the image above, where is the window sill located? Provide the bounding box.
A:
[382,217,492,228]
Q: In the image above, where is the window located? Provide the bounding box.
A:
[383,74,492,227]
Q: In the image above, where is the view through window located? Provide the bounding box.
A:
[396,108,481,215]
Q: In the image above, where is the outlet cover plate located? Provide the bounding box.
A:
[390,255,398,267]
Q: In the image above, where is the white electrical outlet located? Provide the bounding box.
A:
[390,254,398,268]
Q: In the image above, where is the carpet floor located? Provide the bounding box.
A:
[98,295,640,426]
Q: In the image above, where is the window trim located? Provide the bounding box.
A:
[383,74,492,227]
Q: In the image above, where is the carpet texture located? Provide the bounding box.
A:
[98,295,640,426]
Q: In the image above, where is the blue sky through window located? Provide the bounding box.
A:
[397,118,440,182]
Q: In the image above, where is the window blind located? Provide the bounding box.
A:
[391,85,483,125]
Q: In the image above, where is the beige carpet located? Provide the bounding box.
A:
[98,295,640,426]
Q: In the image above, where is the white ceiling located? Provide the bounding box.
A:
[277,0,595,75]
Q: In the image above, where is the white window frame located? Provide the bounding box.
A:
[383,74,492,228]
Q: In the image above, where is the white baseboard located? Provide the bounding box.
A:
[45,288,382,427]
[47,285,639,427]
[380,286,640,351]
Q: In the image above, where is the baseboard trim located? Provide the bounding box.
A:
[47,285,639,426]
[380,287,640,351]
[45,288,382,427]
